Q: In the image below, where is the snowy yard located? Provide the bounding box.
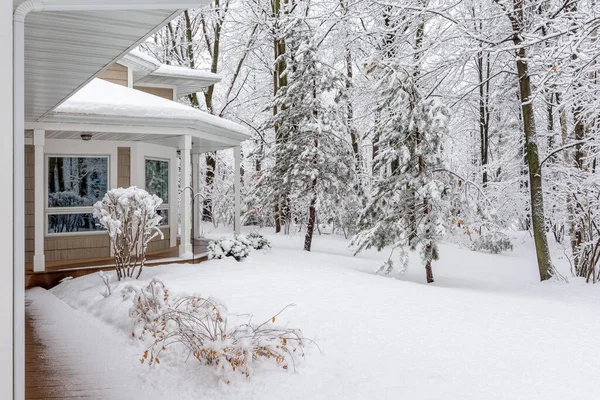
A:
[32,230,600,400]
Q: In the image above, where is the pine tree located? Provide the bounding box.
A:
[353,61,448,283]
[260,10,354,251]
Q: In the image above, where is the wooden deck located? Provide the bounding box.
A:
[26,239,209,289]
[25,290,168,399]
[25,300,96,399]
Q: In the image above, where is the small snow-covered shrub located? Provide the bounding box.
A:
[241,232,271,250]
[208,238,251,261]
[127,279,307,380]
[471,232,513,254]
[93,187,164,280]
[123,278,170,340]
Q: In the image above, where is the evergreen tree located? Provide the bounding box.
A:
[259,10,355,251]
[353,62,448,283]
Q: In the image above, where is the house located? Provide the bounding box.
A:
[4,3,238,398]
[25,50,249,275]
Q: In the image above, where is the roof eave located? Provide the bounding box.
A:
[33,112,250,143]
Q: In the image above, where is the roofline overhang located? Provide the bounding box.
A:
[120,56,160,77]
[149,71,222,83]
[15,1,208,17]
[27,113,250,145]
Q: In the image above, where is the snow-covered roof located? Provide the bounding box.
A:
[121,50,222,96]
[48,78,249,143]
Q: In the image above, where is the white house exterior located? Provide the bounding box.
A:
[25,57,248,274]
[6,2,238,398]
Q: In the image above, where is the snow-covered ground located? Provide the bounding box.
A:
[41,228,600,399]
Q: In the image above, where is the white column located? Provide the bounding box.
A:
[33,130,45,272]
[0,1,13,397]
[234,146,241,236]
[192,153,200,239]
[13,9,26,400]
[179,135,192,256]
[169,149,177,248]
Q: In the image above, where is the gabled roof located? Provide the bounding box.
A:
[121,49,221,96]
[48,78,249,142]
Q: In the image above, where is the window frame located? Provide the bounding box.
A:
[144,156,170,227]
[45,154,110,237]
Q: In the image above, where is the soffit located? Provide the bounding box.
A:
[15,1,186,121]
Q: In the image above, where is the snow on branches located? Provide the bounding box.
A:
[93,187,164,280]
[352,61,449,283]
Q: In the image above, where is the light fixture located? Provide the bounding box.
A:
[81,133,92,141]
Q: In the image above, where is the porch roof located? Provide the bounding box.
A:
[26,78,249,152]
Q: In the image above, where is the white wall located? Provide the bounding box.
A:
[0,0,13,398]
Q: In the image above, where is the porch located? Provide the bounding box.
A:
[25,238,211,289]
[23,78,248,279]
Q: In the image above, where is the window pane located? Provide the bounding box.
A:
[157,209,169,226]
[48,156,108,208]
[48,213,104,234]
[146,159,169,204]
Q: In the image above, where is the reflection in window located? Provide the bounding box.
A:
[157,209,169,226]
[47,156,108,208]
[145,159,169,204]
[48,213,104,234]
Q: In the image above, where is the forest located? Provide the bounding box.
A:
[141,0,600,283]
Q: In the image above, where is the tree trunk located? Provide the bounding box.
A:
[512,0,553,280]
[557,94,580,269]
[425,256,434,283]
[477,49,490,186]
[304,179,317,251]
[345,47,360,172]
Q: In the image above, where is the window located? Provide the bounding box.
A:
[145,158,169,226]
[48,213,104,234]
[47,156,109,234]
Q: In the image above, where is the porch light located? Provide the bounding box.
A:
[81,133,92,141]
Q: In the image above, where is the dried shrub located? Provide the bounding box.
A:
[125,279,308,380]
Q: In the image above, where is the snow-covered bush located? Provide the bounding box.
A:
[123,278,170,340]
[93,187,164,280]
[208,238,251,261]
[241,232,271,250]
[127,279,307,380]
[471,232,513,254]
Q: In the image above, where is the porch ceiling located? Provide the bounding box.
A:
[15,0,210,122]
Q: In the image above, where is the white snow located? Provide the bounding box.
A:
[54,78,249,136]
[44,229,600,399]
[153,64,222,82]
[127,49,162,68]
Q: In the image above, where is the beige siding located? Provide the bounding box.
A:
[98,62,128,87]
[117,147,131,188]
[45,235,110,262]
[148,228,171,252]
[25,146,34,266]
[134,85,174,100]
